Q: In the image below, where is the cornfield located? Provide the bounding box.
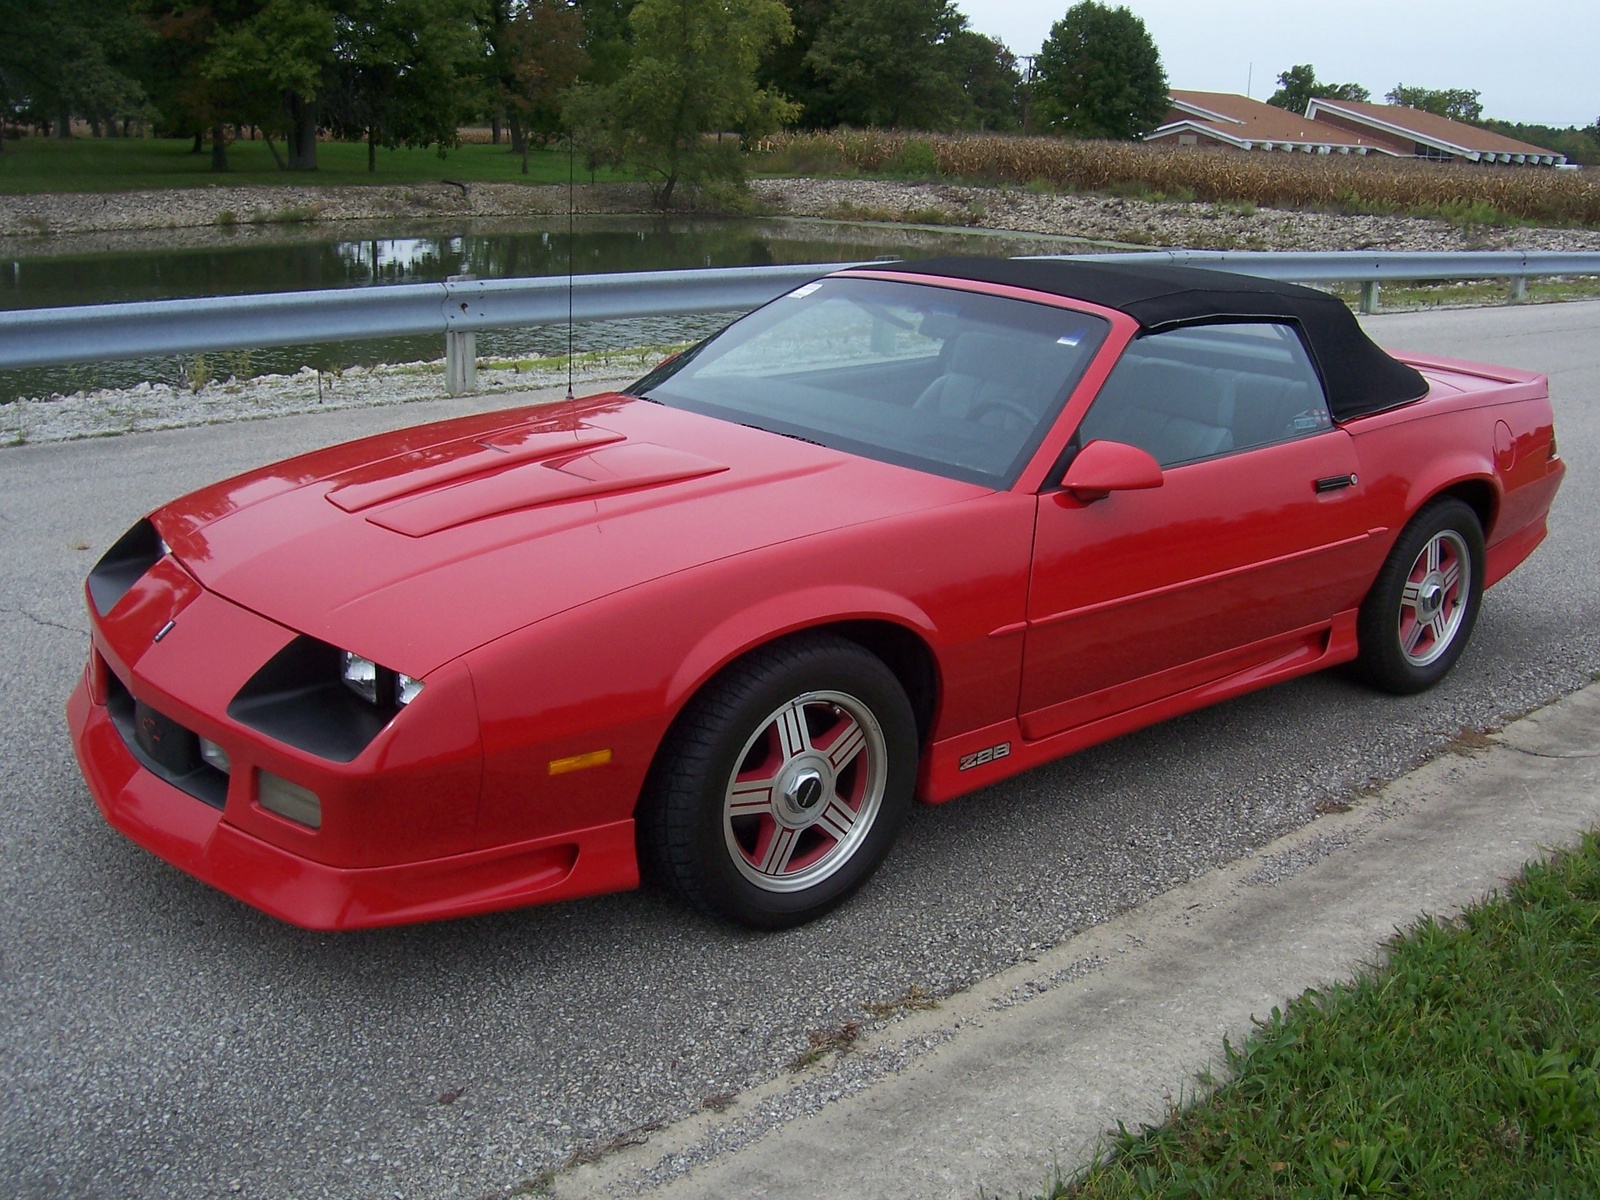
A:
[755,130,1600,227]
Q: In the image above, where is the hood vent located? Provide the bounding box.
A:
[365,442,730,537]
[326,425,625,514]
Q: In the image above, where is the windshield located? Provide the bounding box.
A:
[628,276,1109,488]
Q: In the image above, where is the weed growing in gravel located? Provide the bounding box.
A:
[1054,831,1600,1198]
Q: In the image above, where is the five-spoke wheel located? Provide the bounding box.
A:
[641,634,916,928]
[1357,497,1485,694]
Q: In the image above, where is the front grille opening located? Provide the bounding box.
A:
[105,673,229,810]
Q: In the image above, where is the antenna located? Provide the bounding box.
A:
[566,131,576,402]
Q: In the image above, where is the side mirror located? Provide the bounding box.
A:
[1059,439,1164,503]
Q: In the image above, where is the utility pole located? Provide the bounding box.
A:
[1018,54,1037,134]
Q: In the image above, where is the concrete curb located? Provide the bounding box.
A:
[554,682,1600,1199]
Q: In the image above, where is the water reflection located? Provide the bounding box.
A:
[2,216,1073,401]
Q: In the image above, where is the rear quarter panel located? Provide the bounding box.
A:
[1343,356,1559,569]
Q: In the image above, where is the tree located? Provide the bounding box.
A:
[806,0,968,130]
[1032,1,1167,140]
[0,0,152,141]
[755,0,840,128]
[205,0,339,168]
[1266,64,1368,114]
[496,0,585,170]
[572,0,637,86]
[947,29,1022,132]
[324,0,488,172]
[1386,84,1483,124]
[564,0,798,206]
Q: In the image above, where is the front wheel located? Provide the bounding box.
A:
[640,634,917,929]
[1356,497,1485,695]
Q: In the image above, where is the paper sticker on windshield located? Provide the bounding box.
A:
[786,283,822,299]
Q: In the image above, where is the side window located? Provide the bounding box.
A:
[1076,322,1333,468]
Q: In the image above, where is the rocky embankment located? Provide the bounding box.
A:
[7,175,1600,253]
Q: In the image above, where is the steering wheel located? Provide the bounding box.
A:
[969,397,1037,426]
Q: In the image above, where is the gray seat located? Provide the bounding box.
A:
[914,332,1050,430]
[1231,374,1313,449]
[1080,359,1235,466]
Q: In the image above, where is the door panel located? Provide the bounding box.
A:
[1020,430,1376,738]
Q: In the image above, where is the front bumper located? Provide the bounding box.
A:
[69,676,637,929]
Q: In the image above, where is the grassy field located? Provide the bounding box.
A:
[1056,831,1600,1198]
[0,135,633,193]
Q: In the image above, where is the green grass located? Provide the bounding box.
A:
[1331,276,1600,311]
[1056,831,1600,1198]
[0,135,635,194]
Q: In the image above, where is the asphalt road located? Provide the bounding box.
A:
[2,302,1597,1200]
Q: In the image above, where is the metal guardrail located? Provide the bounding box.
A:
[4,251,1598,391]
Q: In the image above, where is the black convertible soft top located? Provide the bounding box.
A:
[846,256,1429,422]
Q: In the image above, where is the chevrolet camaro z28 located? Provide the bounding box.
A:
[68,258,1565,930]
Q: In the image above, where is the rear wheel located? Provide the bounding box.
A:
[641,634,917,929]
[1356,497,1484,695]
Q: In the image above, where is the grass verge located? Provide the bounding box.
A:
[0,135,634,194]
[1055,831,1600,1197]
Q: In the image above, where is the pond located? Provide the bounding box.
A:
[1,215,1083,402]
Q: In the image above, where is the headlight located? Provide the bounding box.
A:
[340,652,424,708]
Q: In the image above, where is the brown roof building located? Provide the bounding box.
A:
[1150,90,1391,155]
[1303,98,1565,165]
[1149,90,1566,167]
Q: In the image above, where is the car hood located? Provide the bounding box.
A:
[153,394,986,674]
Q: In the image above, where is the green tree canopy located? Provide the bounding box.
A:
[1266,64,1369,114]
[1032,1,1167,140]
[324,0,488,172]
[496,0,585,169]
[565,0,798,205]
[805,0,967,130]
[944,28,1022,132]
[0,0,152,142]
[1386,84,1483,124]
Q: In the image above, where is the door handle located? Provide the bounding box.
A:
[1314,474,1358,493]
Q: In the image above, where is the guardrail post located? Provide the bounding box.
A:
[445,273,477,396]
[1509,276,1529,304]
[1359,280,1381,314]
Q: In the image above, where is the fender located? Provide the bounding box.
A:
[664,584,940,716]
[1401,455,1501,539]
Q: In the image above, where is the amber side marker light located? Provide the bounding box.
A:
[548,749,613,776]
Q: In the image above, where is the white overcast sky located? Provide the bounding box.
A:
[953,0,1598,128]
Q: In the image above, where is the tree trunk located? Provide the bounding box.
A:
[509,112,525,156]
[57,102,72,139]
[191,128,203,153]
[210,121,228,171]
[263,132,286,170]
[521,143,529,174]
[491,113,501,145]
[368,128,376,173]
[284,90,318,170]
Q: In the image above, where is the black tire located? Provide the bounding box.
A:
[640,634,917,929]
[1356,497,1485,695]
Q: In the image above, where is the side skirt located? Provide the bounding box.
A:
[917,610,1359,805]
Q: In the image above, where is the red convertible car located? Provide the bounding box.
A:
[68,258,1565,930]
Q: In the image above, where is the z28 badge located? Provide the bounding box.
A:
[958,743,1012,771]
